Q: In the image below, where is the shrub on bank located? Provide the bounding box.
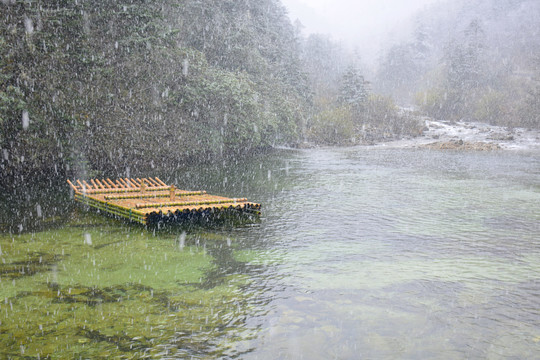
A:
[306,95,425,145]
[307,105,355,145]
[359,95,424,142]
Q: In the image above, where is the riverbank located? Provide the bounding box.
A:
[375,119,540,151]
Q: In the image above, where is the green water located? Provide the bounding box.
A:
[0,217,259,358]
[1,147,539,359]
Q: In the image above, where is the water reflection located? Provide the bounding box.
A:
[0,179,74,233]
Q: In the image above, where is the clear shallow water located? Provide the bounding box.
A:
[1,147,539,359]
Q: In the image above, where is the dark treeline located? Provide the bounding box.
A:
[1,0,426,186]
[1,0,311,184]
[376,0,540,129]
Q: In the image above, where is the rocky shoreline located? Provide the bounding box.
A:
[377,119,540,151]
[420,139,501,151]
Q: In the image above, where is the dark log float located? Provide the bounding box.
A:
[67,177,261,226]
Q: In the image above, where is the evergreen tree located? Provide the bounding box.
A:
[376,44,418,101]
[376,21,433,104]
[339,66,369,114]
[447,19,485,91]
[442,19,486,119]
[302,34,348,99]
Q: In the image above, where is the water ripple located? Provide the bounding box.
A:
[244,147,540,359]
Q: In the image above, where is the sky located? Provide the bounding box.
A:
[280,0,439,63]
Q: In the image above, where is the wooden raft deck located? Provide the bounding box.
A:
[67,177,261,226]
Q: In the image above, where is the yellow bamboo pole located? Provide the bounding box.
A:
[106,178,117,189]
[144,178,157,189]
[66,179,78,191]
[125,178,136,187]
[90,179,99,189]
[75,194,146,219]
[103,190,206,200]
[155,177,167,186]
[82,180,93,190]
[146,178,160,187]
[78,186,169,195]
[119,178,131,188]
[94,179,105,189]
[135,198,248,209]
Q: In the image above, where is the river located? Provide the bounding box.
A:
[1,146,539,359]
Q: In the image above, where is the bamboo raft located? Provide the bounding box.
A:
[67,177,261,226]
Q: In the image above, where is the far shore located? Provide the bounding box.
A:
[373,119,540,152]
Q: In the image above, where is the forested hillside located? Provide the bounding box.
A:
[376,0,540,129]
[1,0,311,183]
[9,0,519,186]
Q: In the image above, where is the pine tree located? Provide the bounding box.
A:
[447,19,485,91]
[339,66,369,113]
[443,18,486,119]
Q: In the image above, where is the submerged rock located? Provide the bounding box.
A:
[421,140,501,151]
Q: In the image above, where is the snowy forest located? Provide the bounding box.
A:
[376,0,540,128]
[1,0,539,185]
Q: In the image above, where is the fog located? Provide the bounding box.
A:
[282,0,439,63]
